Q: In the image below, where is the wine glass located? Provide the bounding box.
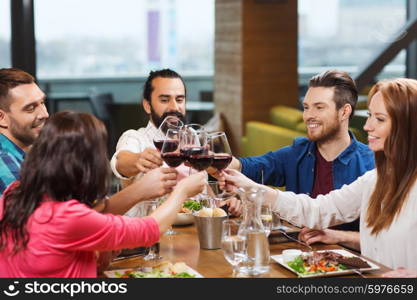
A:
[140,200,162,261]
[180,124,210,175]
[221,220,247,277]
[208,132,234,200]
[208,132,232,172]
[260,202,273,237]
[160,129,183,168]
[184,128,211,172]
[153,116,184,151]
[207,180,235,210]
[160,129,183,235]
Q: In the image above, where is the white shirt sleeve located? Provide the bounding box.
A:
[110,129,149,179]
[274,170,374,229]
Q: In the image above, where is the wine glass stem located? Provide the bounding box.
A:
[232,265,239,277]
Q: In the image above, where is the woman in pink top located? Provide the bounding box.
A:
[0,111,205,277]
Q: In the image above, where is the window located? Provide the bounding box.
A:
[35,0,214,79]
[0,0,11,67]
[298,0,407,85]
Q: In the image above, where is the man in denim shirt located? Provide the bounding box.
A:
[227,70,374,235]
[0,68,49,193]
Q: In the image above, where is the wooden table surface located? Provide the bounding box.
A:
[109,224,391,278]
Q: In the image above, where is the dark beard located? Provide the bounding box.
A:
[150,107,186,132]
[308,120,341,144]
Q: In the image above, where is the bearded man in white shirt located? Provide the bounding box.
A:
[111,69,241,216]
[111,69,187,183]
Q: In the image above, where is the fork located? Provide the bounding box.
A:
[278,228,314,253]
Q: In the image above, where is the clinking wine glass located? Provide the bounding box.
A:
[140,200,162,261]
[153,116,184,151]
[180,124,207,175]
[221,220,247,277]
[160,129,183,168]
[207,180,234,211]
[183,128,211,172]
[208,132,234,200]
[209,131,232,172]
[160,129,182,235]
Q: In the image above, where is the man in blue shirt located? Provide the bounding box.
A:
[0,68,49,193]
[225,70,374,234]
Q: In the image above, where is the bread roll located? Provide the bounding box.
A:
[198,208,213,217]
[212,207,227,217]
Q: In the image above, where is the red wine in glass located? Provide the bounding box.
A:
[162,139,179,153]
[180,146,205,163]
[153,140,164,151]
[211,154,232,171]
[161,152,184,167]
[188,154,213,171]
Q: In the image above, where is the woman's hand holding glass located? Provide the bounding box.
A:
[219,169,259,192]
[137,167,178,199]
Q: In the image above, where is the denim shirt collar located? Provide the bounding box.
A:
[304,131,359,166]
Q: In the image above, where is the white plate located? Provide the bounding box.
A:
[271,249,380,278]
[104,264,203,278]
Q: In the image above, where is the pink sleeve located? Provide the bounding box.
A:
[43,200,160,251]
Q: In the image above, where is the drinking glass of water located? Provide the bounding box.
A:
[221,220,247,277]
[260,202,273,237]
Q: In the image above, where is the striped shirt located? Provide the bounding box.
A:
[0,134,25,194]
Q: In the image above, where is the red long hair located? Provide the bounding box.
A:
[366,78,417,235]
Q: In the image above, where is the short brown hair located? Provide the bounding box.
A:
[0,68,35,111]
[309,70,358,119]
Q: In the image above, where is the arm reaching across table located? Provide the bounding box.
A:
[299,228,361,252]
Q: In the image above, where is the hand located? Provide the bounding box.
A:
[135,148,163,173]
[136,167,178,199]
[298,228,343,245]
[174,172,206,199]
[219,197,242,217]
[221,168,258,191]
[382,267,417,278]
[206,166,222,178]
[96,250,121,274]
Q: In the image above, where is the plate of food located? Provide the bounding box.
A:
[104,261,203,278]
[173,199,202,226]
[271,249,380,278]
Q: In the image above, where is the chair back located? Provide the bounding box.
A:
[89,92,114,124]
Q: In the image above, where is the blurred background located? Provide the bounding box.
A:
[1,0,415,155]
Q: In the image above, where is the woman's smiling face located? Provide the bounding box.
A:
[364,91,392,152]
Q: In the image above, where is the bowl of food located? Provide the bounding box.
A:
[173,212,195,226]
[282,249,302,263]
[173,199,202,226]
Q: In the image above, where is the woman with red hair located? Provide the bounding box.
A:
[223,78,417,277]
